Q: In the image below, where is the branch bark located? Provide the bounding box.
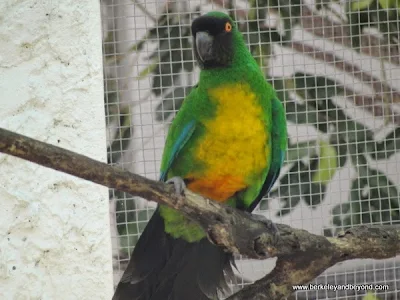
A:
[1,127,400,300]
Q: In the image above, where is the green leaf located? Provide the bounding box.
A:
[379,0,395,8]
[351,0,374,10]
[363,291,382,300]
[312,140,338,184]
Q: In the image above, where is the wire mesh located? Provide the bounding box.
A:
[101,0,400,298]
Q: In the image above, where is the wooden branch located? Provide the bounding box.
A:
[227,225,400,299]
[0,128,278,259]
[1,127,400,300]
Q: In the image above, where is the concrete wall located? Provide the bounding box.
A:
[0,1,113,299]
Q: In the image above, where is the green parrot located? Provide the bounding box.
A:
[113,11,287,300]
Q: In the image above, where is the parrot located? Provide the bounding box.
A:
[113,10,287,300]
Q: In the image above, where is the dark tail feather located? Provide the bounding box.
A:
[113,207,235,300]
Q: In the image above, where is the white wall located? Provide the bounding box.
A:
[0,1,113,299]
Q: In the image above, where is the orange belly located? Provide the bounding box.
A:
[186,175,247,202]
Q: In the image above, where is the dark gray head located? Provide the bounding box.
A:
[191,12,235,69]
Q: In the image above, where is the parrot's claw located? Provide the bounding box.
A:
[166,176,186,196]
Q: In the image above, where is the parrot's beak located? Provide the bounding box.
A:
[195,31,213,63]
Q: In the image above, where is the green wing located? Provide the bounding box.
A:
[159,120,196,182]
[159,87,198,182]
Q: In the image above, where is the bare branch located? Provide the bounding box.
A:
[1,127,400,300]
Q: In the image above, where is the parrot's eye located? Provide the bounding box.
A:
[224,22,232,32]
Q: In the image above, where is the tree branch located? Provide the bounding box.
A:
[1,127,400,300]
[227,226,400,299]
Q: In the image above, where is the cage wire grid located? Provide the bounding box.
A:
[100,0,400,299]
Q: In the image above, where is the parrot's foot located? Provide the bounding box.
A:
[246,212,279,257]
[166,176,186,196]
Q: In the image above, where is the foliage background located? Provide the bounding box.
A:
[101,0,400,298]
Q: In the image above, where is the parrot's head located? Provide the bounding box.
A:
[191,12,237,69]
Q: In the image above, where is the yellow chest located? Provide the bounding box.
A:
[187,83,269,201]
